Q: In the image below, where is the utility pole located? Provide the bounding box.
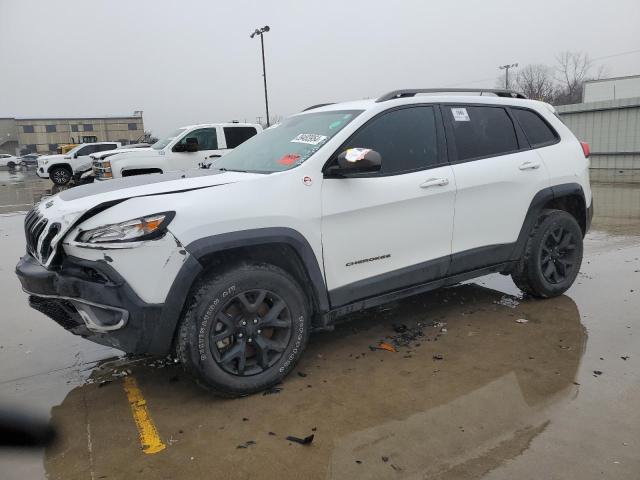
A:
[498,63,518,89]
[250,26,271,127]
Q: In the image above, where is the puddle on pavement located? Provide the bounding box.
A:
[1,170,639,479]
[43,284,587,480]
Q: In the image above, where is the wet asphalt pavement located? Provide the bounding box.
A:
[0,168,639,479]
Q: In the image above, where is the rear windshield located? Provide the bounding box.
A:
[212,111,361,173]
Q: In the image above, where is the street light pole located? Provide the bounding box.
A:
[250,26,271,127]
[498,63,518,89]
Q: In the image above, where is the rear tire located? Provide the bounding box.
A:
[49,166,72,185]
[512,209,583,298]
[177,263,311,397]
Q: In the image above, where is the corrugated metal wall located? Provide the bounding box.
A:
[556,98,640,171]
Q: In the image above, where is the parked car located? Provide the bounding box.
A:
[16,88,592,396]
[0,154,20,168]
[19,153,42,167]
[75,144,153,183]
[91,123,261,180]
[37,142,121,185]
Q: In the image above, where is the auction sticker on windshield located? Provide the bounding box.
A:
[291,133,328,145]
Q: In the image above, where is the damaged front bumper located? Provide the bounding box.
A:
[16,254,171,354]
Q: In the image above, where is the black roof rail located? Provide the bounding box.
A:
[302,103,335,112]
[376,88,527,102]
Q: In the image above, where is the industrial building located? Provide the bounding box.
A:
[0,113,145,155]
[556,74,640,174]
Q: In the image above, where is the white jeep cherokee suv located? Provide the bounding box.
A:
[16,89,593,396]
[91,123,261,180]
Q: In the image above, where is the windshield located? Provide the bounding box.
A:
[213,110,361,173]
[152,128,188,150]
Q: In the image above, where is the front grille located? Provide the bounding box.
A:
[24,208,59,264]
[24,209,48,258]
[92,160,109,178]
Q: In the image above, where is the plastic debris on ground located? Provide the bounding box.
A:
[494,295,520,309]
[237,440,256,449]
[262,386,282,395]
[286,434,314,445]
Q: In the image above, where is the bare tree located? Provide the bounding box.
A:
[554,51,606,105]
[515,64,557,102]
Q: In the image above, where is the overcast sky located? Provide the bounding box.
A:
[1,0,639,137]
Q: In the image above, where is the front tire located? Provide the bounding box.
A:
[49,166,72,185]
[177,263,311,397]
[7,161,16,169]
[512,209,583,298]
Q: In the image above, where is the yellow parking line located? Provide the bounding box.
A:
[123,376,166,454]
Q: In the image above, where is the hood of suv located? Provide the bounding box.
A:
[29,169,263,267]
[38,154,65,164]
[91,147,152,161]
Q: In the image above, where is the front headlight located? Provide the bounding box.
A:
[76,212,175,244]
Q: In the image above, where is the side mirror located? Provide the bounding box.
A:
[328,148,382,176]
[185,137,199,152]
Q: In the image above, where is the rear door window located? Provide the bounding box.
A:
[92,144,115,153]
[224,126,258,148]
[511,108,558,147]
[447,106,519,161]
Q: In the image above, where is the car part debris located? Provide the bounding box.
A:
[262,386,282,395]
[286,434,314,445]
[515,318,529,324]
[237,440,256,449]
[377,342,397,353]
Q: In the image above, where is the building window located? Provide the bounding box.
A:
[49,143,59,152]
[22,125,34,133]
[25,144,37,153]
[127,123,137,130]
[45,125,57,133]
[82,135,97,143]
[71,125,79,132]
[83,124,94,132]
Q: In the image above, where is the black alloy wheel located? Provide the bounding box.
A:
[50,167,71,185]
[539,225,578,284]
[210,289,292,376]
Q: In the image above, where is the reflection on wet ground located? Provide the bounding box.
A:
[0,168,68,215]
[1,170,639,479]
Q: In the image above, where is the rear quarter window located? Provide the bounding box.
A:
[511,108,558,148]
[224,127,258,149]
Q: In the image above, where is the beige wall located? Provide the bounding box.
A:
[0,118,19,154]
[14,116,144,153]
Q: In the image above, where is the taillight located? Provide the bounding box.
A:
[580,141,590,158]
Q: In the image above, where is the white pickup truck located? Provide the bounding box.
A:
[37,142,121,185]
[91,123,261,180]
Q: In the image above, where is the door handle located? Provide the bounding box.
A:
[519,161,541,170]
[420,177,449,188]
[207,154,222,159]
